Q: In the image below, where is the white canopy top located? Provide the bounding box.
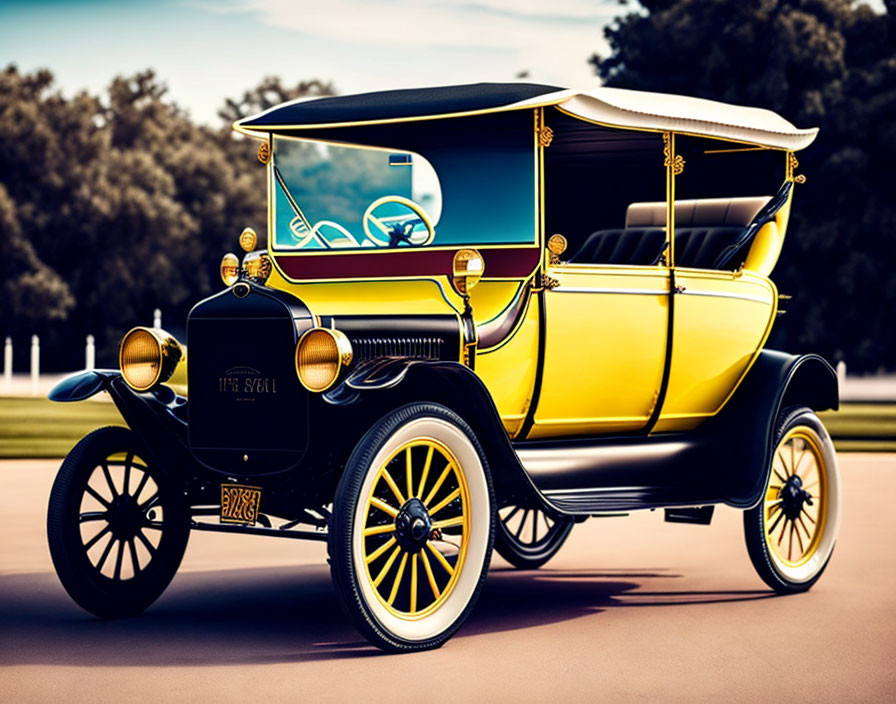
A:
[518,87,818,151]
[236,83,818,151]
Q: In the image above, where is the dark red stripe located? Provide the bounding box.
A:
[274,247,540,280]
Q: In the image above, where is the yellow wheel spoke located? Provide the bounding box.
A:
[363,522,396,537]
[416,445,434,499]
[778,449,790,476]
[405,447,414,500]
[365,536,396,564]
[370,496,399,518]
[387,553,409,606]
[423,462,453,507]
[410,555,418,613]
[381,468,406,505]
[426,542,455,576]
[373,545,402,588]
[420,548,440,599]
[793,447,807,477]
[432,516,464,530]
[428,487,461,517]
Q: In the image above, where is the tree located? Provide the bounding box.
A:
[591,0,896,372]
[0,67,334,369]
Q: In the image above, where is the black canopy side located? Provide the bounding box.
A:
[237,82,562,129]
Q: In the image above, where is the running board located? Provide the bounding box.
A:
[514,433,732,515]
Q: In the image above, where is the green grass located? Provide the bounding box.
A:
[0,396,893,459]
[0,396,124,459]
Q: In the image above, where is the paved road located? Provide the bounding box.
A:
[2,455,894,702]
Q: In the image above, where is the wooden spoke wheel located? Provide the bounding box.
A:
[744,407,841,593]
[495,504,573,569]
[330,403,494,652]
[47,426,190,618]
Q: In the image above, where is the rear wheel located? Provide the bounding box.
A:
[330,403,494,652]
[495,505,573,569]
[47,426,190,618]
[744,407,841,593]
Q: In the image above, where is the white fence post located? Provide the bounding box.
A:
[836,360,846,387]
[85,334,95,371]
[3,337,11,388]
[153,308,161,330]
[30,335,40,396]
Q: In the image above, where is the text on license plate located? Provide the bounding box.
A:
[220,484,262,525]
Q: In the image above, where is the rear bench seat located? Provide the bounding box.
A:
[569,196,771,269]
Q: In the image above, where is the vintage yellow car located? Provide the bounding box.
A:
[47,83,841,652]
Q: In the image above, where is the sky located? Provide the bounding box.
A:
[0,0,623,126]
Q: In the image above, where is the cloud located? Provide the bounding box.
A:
[193,0,619,84]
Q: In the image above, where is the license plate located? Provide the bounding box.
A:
[220,484,262,525]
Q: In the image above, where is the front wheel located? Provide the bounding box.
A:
[743,407,841,593]
[47,426,190,618]
[330,403,495,652]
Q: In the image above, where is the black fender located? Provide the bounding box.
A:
[339,359,550,508]
[49,370,195,483]
[706,349,838,508]
[48,369,120,402]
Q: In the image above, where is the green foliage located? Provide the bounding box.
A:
[592,0,896,371]
[0,67,331,369]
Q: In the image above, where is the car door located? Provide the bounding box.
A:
[528,261,670,439]
[655,266,777,432]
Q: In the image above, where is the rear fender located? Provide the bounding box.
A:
[707,350,838,507]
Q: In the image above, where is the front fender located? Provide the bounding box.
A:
[342,359,548,507]
[48,370,121,402]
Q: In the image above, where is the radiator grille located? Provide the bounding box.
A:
[350,337,444,362]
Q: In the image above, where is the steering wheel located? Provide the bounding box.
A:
[311,220,361,248]
[288,215,319,248]
[362,196,436,247]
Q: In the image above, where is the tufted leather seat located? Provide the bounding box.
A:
[569,227,666,266]
[568,196,771,269]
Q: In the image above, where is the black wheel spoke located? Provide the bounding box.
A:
[768,509,785,534]
[501,506,521,527]
[531,510,539,543]
[79,511,108,524]
[95,535,116,571]
[113,539,125,580]
[515,510,529,539]
[139,493,160,512]
[101,462,118,498]
[85,484,110,508]
[132,470,151,503]
[136,529,157,556]
[128,538,140,574]
[122,452,133,496]
[83,524,111,551]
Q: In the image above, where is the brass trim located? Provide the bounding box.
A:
[119,326,184,392]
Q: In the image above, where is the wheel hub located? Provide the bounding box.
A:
[108,494,142,540]
[779,475,813,520]
[394,498,432,553]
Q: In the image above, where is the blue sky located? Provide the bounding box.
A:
[0,0,622,125]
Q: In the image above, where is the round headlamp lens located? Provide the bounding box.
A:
[119,327,183,392]
[295,328,353,392]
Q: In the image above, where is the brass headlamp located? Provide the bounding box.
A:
[295,328,353,392]
[119,327,183,392]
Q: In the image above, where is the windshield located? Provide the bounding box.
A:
[271,138,442,250]
[269,119,538,253]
